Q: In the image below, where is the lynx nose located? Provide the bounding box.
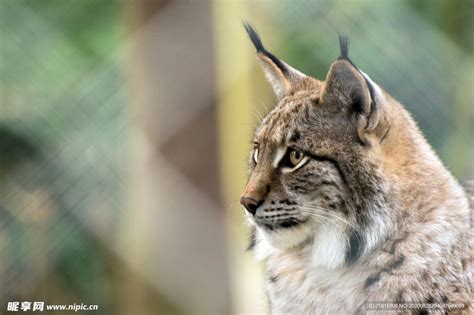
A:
[240,196,261,215]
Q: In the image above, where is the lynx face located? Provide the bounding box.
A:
[244,93,354,250]
[241,23,391,265]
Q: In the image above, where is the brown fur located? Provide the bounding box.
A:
[241,25,473,314]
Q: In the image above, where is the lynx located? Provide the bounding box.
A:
[240,23,473,314]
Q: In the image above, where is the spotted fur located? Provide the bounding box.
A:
[241,24,473,314]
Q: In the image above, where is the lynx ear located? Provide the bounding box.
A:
[243,22,307,100]
[322,36,385,144]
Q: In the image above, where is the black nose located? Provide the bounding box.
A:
[240,196,261,215]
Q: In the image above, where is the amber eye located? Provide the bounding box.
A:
[253,148,259,163]
[289,150,304,166]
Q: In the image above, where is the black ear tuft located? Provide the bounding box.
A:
[243,21,288,74]
[335,35,377,113]
[243,21,264,53]
[338,34,349,60]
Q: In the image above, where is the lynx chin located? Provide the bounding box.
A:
[240,23,473,314]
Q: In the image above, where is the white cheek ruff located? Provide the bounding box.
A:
[254,228,275,261]
[254,221,315,259]
[311,223,347,269]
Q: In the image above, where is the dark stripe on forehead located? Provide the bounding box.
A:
[261,102,310,144]
[289,130,300,142]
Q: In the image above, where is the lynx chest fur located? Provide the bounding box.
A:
[240,23,473,315]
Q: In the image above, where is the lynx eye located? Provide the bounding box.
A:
[289,150,304,166]
[279,148,307,171]
[253,148,259,163]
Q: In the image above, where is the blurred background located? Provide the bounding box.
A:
[0,0,472,314]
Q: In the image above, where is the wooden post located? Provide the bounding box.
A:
[122,0,231,313]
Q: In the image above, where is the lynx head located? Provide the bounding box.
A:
[241,23,394,268]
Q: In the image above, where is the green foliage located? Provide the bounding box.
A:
[0,1,126,312]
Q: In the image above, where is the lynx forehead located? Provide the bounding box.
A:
[240,22,473,314]
[257,93,314,145]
